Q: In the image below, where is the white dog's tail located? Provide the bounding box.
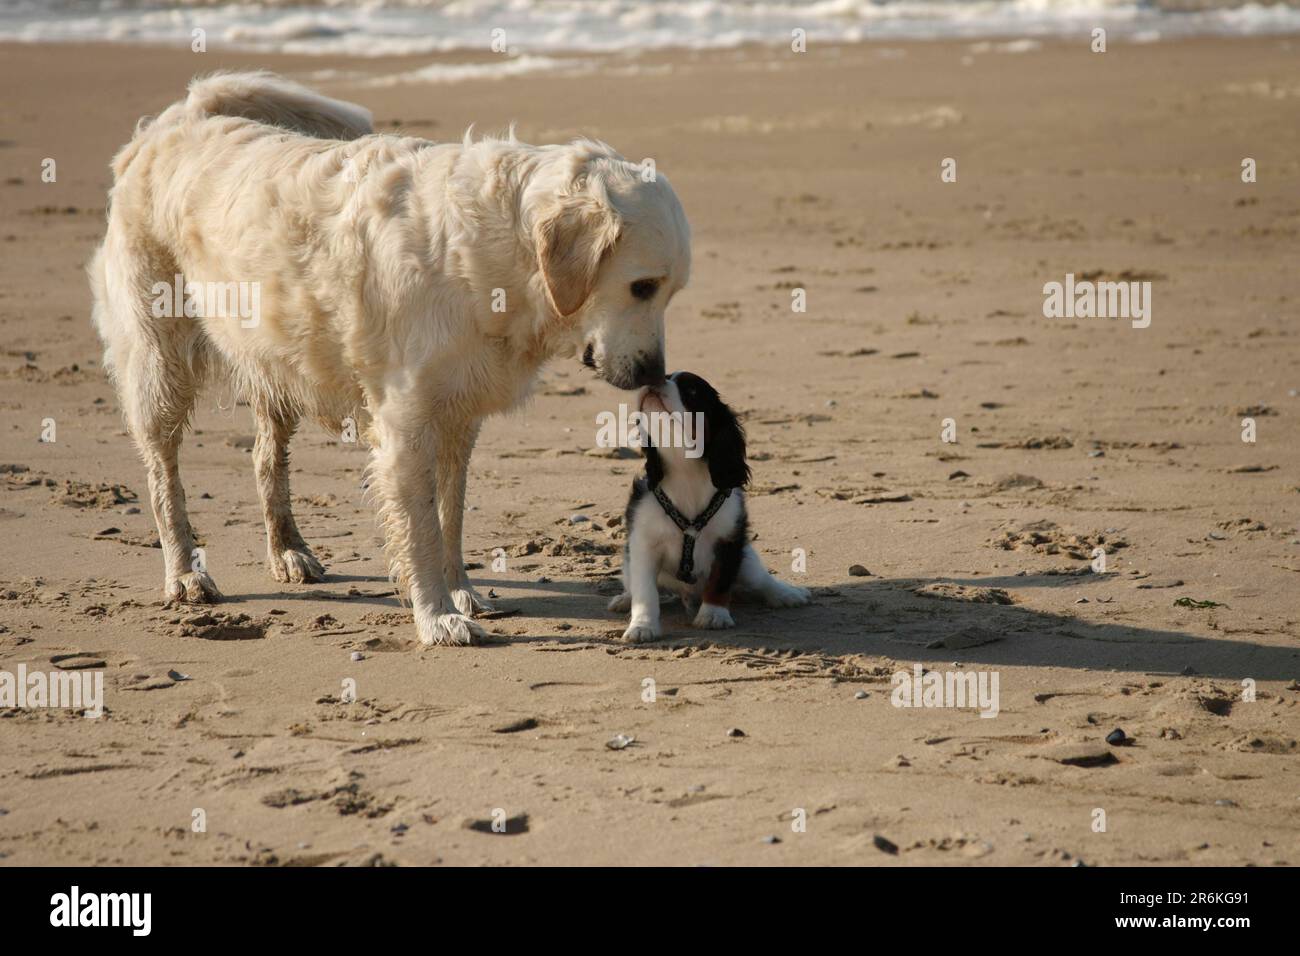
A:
[180,71,373,140]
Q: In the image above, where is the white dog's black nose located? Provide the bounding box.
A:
[594,351,664,390]
[629,353,666,388]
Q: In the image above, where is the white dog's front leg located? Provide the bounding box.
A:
[622,545,662,643]
[370,410,485,646]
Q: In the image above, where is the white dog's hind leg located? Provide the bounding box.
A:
[433,417,494,616]
[737,544,812,608]
[143,423,220,604]
[253,397,324,585]
[369,411,485,646]
[105,260,219,604]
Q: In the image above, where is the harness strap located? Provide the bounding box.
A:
[651,485,731,583]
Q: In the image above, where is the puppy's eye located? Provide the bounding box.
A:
[630,279,659,301]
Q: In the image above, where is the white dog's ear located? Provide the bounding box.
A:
[534,191,621,317]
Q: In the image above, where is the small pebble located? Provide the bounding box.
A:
[872,834,899,855]
[350,651,364,662]
[606,734,635,751]
[854,690,868,700]
[848,564,871,577]
[569,513,589,524]
[1105,728,1128,746]
[726,727,746,738]
[1214,799,1237,808]
[761,834,781,845]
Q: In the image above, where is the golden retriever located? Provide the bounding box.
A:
[90,71,690,645]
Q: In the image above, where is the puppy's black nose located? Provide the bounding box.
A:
[631,353,666,388]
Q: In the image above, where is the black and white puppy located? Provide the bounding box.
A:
[609,371,811,642]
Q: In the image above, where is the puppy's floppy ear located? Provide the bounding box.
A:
[534,184,621,318]
[704,399,750,490]
[643,444,665,488]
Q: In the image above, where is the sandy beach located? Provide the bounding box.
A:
[1,35,1298,866]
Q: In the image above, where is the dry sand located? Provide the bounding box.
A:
[1,37,1298,866]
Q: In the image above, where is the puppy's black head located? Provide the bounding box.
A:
[640,371,750,491]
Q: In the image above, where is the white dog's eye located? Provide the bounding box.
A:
[630,279,659,301]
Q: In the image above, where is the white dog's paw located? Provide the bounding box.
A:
[692,603,735,630]
[418,612,487,647]
[450,584,495,617]
[271,547,325,584]
[607,592,632,613]
[622,621,662,644]
[166,570,222,605]
[765,582,812,608]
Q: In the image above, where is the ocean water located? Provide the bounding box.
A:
[0,1,1296,60]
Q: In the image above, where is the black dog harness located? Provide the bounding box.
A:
[652,485,732,584]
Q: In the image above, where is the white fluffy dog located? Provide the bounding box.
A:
[90,71,690,646]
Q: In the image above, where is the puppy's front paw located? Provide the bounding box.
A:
[622,621,661,644]
[607,592,632,613]
[765,582,812,608]
[166,571,222,605]
[419,612,487,647]
[692,603,735,630]
[450,584,495,617]
[271,547,325,584]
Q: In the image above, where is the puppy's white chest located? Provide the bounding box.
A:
[631,494,737,595]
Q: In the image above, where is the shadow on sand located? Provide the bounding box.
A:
[465,572,1300,683]
[228,568,1298,682]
